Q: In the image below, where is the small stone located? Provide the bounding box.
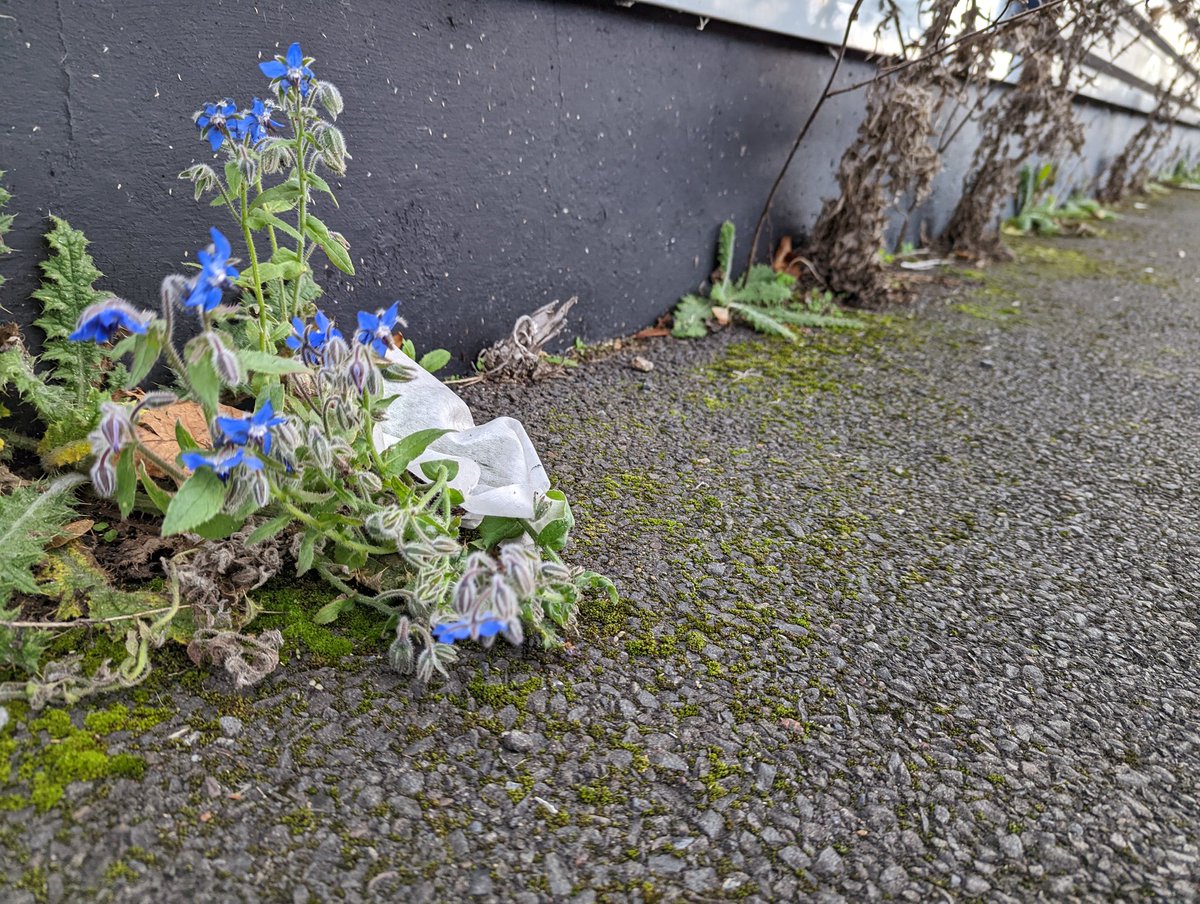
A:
[755,762,778,792]
[630,355,655,372]
[814,845,844,877]
[964,876,990,894]
[203,776,222,798]
[468,870,494,896]
[218,716,243,738]
[544,852,572,896]
[999,834,1024,859]
[878,864,906,894]
[500,730,536,753]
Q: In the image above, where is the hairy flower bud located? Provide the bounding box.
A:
[179,163,220,201]
[306,424,333,471]
[314,81,344,120]
[354,470,382,495]
[132,390,179,416]
[203,330,244,386]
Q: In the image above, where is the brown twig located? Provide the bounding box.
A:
[825,0,1070,100]
[747,0,866,270]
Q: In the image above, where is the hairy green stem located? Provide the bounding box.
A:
[289,91,309,322]
[240,184,270,352]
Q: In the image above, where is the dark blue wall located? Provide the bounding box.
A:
[1,0,1194,366]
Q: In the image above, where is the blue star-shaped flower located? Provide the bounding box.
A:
[431,614,509,644]
[259,42,315,98]
[214,400,288,455]
[243,97,284,144]
[355,302,401,357]
[286,310,343,365]
[184,228,240,312]
[180,446,264,481]
[69,298,151,343]
[196,99,238,151]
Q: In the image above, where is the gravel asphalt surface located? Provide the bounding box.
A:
[3,192,1200,902]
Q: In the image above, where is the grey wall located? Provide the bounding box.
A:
[1,0,1196,368]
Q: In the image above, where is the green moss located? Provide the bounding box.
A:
[281,807,319,836]
[577,780,618,806]
[7,710,146,811]
[465,674,544,710]
[83,703,172,735]
[253,580,385,662]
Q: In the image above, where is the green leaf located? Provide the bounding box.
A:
[296,530,317,576]
[187,354,221,414]
[715,220,735,284]
[115,449,137,519]
[30,216,109,408]
[125,330,163,388]
[418,348,452,374]
[672,294,712,339]
[235,348,309,375]
[246,209,302,242]
[161,469,228,536]
[137,463,173,514]
[190,513,244,541]
[175,421,201,452]
[312,596,354,625]
[305,172,339,206]
[419,458,459,482]
[224,161,243,197]
[0,474,84,607]
[380,428,452,477]
[304,215,354,275]
[476,516,525,548]
[725,302,797,342]
[245,513,292,546]
[249,180,301,213]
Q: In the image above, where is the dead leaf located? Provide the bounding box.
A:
[131,394,242,478]
[771,235,794,272]
[711,306,731,327]
[629,356,655,373]
[199,811,213,823]
[633,326,670,339]
[48,519,95,549]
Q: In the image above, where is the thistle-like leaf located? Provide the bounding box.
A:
[0,474,84,607]
[672,294,712,339]
[724,302,797,342]
[31,216,108,390]
[715,220,735,283]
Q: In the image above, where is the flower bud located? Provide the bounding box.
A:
[314,81,344,120]
[203,331,244,387]
[354,469,382,495]
[306,424,333,471]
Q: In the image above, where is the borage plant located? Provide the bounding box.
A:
[33,42,612,689]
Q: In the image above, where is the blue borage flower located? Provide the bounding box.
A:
[195,99,238,151]
[431,613,509,644]
[180,446,264,480]
[259,42,315,98]
[185,227,240,312]
[286,310,343,365]
[214,400,288,455]
[243,97,283,144]
[68,298,152,344]
[355,302,402,357]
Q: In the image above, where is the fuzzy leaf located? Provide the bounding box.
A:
[725,302,797,342]
[161,469,228,536]
[715,220,735,283]
[418,348,452,374]
[31,216,108,393]
[380,428,452,477]
[672,294,712,339]
[0,474,84,606]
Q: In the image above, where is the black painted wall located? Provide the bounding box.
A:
[1,0,1196,365]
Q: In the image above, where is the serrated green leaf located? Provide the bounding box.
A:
[161,469,228,536]
[672,294,712,339]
